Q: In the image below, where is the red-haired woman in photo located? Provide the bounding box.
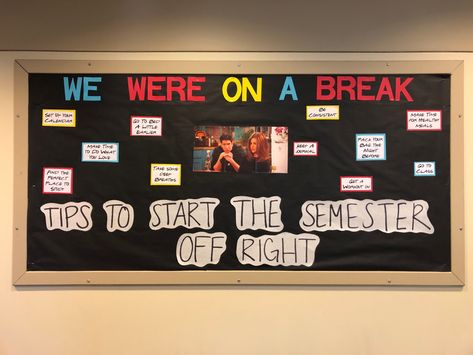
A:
[240,132,271,173]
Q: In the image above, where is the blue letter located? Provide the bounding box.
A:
[83,77,102,101]
[279,76,298,101]
[63,77,83,101]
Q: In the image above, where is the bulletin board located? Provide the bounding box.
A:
[13,59,464,286]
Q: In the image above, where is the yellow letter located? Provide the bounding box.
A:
[242,77,262,102]
[222,77,242,102]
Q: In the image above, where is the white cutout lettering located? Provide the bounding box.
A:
[149,198,220,230]
[40,202,93,231]
[236,232,320,267]
[300,199,434,234]
[103,200,134,232]
[176,232,227,267]
[230,196,284,232]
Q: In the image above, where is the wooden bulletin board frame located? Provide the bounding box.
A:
[13,58,464,286]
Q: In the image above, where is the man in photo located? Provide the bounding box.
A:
[211,133,245,173]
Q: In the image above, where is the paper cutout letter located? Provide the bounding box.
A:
[40,202,93,231]
[103,200,134,232]
[236,232,320,267]
[176,232,227,267]
[149,198,220,230]
[230,196,284,232]
[300,199,434,234]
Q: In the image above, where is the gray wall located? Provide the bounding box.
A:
[1,0,473,52]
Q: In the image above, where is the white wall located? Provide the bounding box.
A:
[0,51,472,355]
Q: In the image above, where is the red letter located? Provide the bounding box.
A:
[187,77,206,102]
[166,77,186,101]
[337,76,356,100]
[375,77,394,101]
[147,76,166,101]
[395,77,414,102]
[127,77,146,101]
[316,76,336,100]
[357,76,375,100]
